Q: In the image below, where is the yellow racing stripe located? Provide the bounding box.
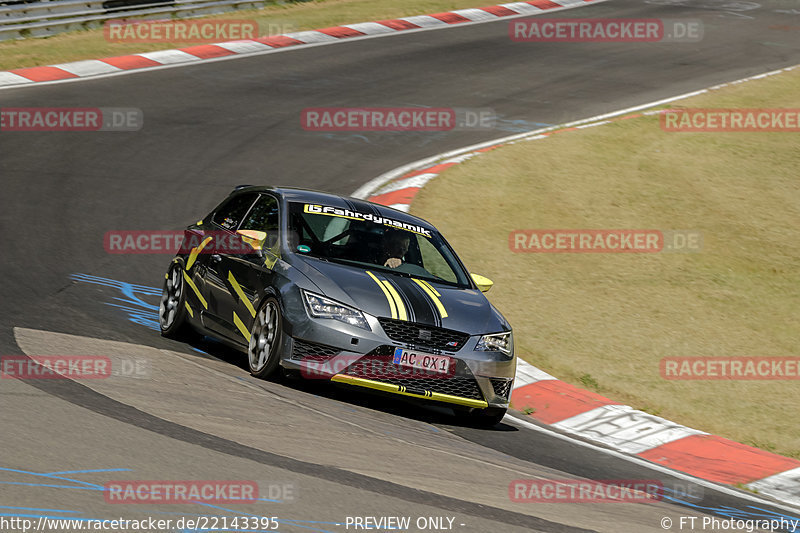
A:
[420,279,441,297]
[233,312,251,342]
[263,252,278,270]
[184,302,194,318]
[381,280,408,321]
[412,278,448,319]
[185,236,213,271]
[228,271,256,317]
[366,271,397,319]
[182,271,208,309]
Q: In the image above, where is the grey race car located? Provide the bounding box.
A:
[159,186,515,426]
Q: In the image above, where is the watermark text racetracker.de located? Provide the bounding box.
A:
[510,18,703,42]
[660,108,800,132]
[104,230,262,254]
[510,479,663,503]
[104,480,258,504]
[509,229,702,253]
[1,355,150,379]
[301,107,496,131]
[660,357,800,380]
[104,18,297,43]
[103,479,294,504]
[0,108,143,132]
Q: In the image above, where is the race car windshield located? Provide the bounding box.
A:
[287,202,471,288]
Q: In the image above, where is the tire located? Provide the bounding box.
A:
[455,407,507,428]
[248,297,284,379]
[159,261,194,339]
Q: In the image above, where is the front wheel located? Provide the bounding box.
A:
[248,297,283,379]
[159,261,193,339]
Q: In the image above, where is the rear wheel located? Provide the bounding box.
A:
[159,261,193,339]
[248,297,283,379]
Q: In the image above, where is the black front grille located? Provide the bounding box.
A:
[290,338,341,361]
[343,350,484,401]
[491,379,513,399]
[377,318,470,353]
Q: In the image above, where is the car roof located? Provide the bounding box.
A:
[232,185,438,232]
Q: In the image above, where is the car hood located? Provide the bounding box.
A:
[290,255,508,335]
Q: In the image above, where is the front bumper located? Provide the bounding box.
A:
[280,303,515,409]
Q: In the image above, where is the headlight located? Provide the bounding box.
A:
[301,290,370,331]
[476,331,513,355]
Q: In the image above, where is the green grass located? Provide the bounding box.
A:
[0,0,492,70]
[413,67,800,459]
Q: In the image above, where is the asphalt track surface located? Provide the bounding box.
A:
[1,0,800,531]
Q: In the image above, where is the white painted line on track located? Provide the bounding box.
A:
[374,173,439,195]
[400,15,450,27]
[342,22,396,35]
[452,8,502,22]
[52,60,122,77]
[137,49,203,64]
[748,468,800,508]
[514,359,557,386]
[284,30,339,44]
[215,40,274,53]
[0,72,33,85]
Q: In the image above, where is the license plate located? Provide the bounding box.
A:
[392,348,451,374]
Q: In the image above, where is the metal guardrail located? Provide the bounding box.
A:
[0,0,300,41]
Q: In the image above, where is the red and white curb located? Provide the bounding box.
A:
[511,360,800,506]
[354,64,800,509]
[0,0,605,89]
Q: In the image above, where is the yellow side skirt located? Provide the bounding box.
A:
[331,374,488,409]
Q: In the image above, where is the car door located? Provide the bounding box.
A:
[211,193,281,345]
[195,192,260,338]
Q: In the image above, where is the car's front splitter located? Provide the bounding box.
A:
[330,374,489,409]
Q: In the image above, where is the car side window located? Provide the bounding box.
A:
[239,194,279,247]
[212,193,258,230]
